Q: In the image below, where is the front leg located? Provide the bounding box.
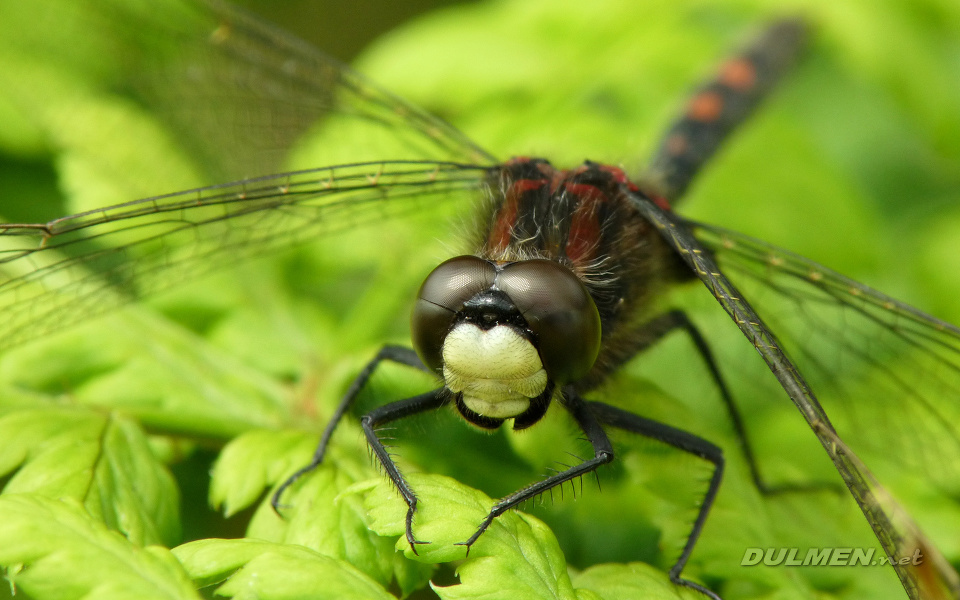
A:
[587,400,724,600]
[362,389,450,553]
[456,388,614,551]
[272,344,430,511]
[458,389,725,600]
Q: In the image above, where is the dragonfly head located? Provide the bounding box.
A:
[411,255,601,429]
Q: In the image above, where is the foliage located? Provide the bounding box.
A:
[0,0,958,599]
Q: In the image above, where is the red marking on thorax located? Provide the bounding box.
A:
[488,159,671,257]
[488,177,544,252]
[564,182,604,264]
[595,164,640,192]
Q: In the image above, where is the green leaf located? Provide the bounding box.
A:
[0,495,199,600]
[172,538,395,600]
[0,408,180,547]
[210,430,321,518]
[211,429,433,596]
[354,473,733,599]
[0,308,292,439]
[360,473,698,600]
[361,473,575,599]
[572,563,706,600]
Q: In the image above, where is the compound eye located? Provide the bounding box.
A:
[497,260,601,384]
[411,256,496,371]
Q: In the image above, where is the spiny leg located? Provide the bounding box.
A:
[586,400,724,600]
[272,344,430,511]
[455,388,615,552]
[361,388,450,552]
[590,309,828,494]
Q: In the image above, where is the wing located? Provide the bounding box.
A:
[628,191,960,600]
[689,221,960,492]
[813,424,960,600]
[0,0,501,354]
[0,161,488,354]
[18,0,495,183]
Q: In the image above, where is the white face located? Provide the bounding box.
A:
[441,322,548,420]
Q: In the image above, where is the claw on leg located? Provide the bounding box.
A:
[404,506,430,554]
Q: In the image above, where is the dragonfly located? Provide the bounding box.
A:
[0,1,959,598]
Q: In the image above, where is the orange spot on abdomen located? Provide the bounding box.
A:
[688,91,724,122]
[720,58,756,91]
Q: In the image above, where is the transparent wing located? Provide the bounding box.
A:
[0,160,488,354]
[38,0,495,182]
[628,191,960,600]
[813,423,960,600]
[689,221,960,492]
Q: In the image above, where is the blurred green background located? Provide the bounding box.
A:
[237,0,479,62]
[0,0,958,598]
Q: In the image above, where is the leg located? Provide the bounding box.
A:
[587,399,724,600]
[592,309,809,494]
[455,388,614,551]
[362,389,450,552]
[272,344,431,511]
